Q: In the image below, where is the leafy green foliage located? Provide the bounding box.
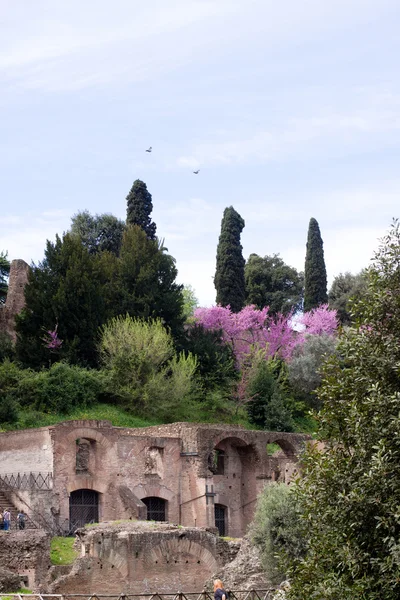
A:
[245,253,304,315]
[70,210,125,255]
[126,179,157,240]
[182,284,199,321]
[1,361,108,414]
[215,206,246,312]
[250,483,306,584]
[287,221,400,600]
[179,324,237,393]
[328,270,368,325]
[0,332,14,361]
[0,251,10,304]
[288,333,337,409]
[116,226,184,338]
[246,356,294,432]
[304,217,328,312]
[15,233,113,368]
[99,315,197,421]
[15,226,184,368]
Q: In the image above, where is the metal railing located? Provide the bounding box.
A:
[0,472,53,491]
[0,592,278,600]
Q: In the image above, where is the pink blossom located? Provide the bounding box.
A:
[42,326,63,351]
[299,304,338,335]
[193,304,338,365]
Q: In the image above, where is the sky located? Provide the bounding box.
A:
[1,0,400,306]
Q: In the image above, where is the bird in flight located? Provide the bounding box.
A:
[193,169,200,174]
[145,146,152,153]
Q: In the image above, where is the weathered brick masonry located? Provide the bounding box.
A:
[0,420,307,538]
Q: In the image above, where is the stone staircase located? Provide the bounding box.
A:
[0,489,38,530]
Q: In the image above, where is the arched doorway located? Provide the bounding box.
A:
[69,489,99,529]
[142,496,167,521]
[214,503,227,536]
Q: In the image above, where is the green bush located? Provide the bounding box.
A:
[249,483,306,584]
[246,358,294,432]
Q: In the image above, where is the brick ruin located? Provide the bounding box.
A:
[0,420,308,592]
[0,258,29,342]
[0,420,307,538]
[50,521,244,594]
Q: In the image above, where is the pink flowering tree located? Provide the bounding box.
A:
[42,325,63,353]
[193,304,338,367]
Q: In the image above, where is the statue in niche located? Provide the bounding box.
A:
[144,446,163,477]
[76,438,91,474]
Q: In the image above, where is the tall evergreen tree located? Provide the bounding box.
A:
[304,217,327,312]
[214,206,246,312]
[126,179,157,240]
[0,251,10,304]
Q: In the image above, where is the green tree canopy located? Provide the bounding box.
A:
[126,179,157,240]
[328,270,368,325]
[287,221,400,600]
[16,226,184,368]
[304,217,328,312]
[245,253,304,315]
[16,234,113,368]
[70,210,125,255]
[0,251,10,304]
[214,206,246,312]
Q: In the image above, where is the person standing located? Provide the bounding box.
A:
[3,508,11,531]
[214,579,228,600]
[17,510,26,530]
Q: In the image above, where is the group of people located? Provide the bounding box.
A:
[0,508,26,531]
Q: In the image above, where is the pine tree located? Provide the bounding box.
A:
[126,179,157,240]
[304,218,327,312]
[214,206,246,312]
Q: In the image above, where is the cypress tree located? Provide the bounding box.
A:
[214,206,246,312]
[126,179,157,240]
[304,217,328,312]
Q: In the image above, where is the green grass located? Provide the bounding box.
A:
[10,403,161,431]
[50,536,79,565]
[267,442,281,455]
[1,589,32,599]
[293,413,318,435]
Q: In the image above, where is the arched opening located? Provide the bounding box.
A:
[69,489,99,529]
[142,496,167,521]
[214,503,227,536]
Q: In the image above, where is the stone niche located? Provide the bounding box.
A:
[50,521,240,594]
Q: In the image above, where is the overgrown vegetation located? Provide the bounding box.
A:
[281,221,400,599]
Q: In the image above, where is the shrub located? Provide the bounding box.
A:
[249,483,306,584]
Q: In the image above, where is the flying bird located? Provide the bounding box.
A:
[193,169,200,174]
[145,146,152,153]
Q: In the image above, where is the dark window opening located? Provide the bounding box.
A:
[143,496,167,521]
[215,503,226,536]
[69,489,99,530]
[214,450,225,475]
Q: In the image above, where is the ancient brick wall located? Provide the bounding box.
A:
[50,522,240,594]
[0,420,309,537]
[0,259,29,342]
[0,428,53,474]
[0,530,51,589]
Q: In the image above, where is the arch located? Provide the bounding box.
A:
[131,483,175,503]
[67,478,108,494]
[265,437,296,457]
[64,427,113,451]
[148,537,218,571]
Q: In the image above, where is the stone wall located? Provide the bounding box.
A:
[0,420,309,537]
[0,427,53,475]
[0,259,29,342]
[0,530,51,590]
[50,521,240,594]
